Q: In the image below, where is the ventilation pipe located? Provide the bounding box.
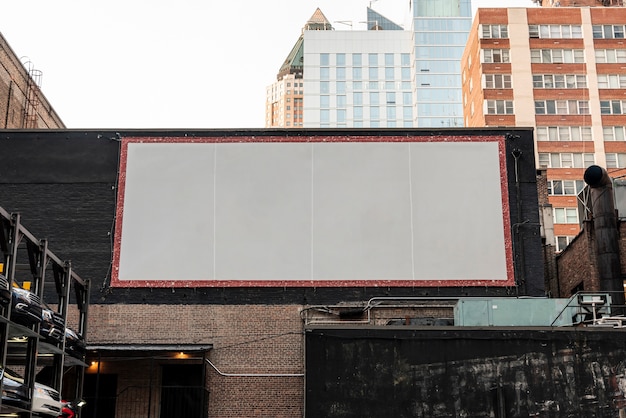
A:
[583,165,625,312]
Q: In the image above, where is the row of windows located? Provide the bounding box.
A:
[598,74,626,89]
[320,67,411,82]
[530,49,584,63]
[320,92,412,107]
[532,74,587,89]
[535,100,589,115]
[536,126,592,142]
[482,48,626,64]
[538,152,594,168]
[320,53,411,67]
[481,24,626,41]
[536,126,626,141]
[529,25,582,39]
[593,25,626,39]
[319,81,411,94]
[548,180,585,196]
[606,153,626,168]
[600,100,626,115]
[320,108,412,123]
[483,73,624,89]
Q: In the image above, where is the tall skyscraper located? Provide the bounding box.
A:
[265,1,473,128]
[412,0,473,127]
[462,7,626,251]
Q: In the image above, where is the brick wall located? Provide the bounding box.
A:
[0,33,65,128]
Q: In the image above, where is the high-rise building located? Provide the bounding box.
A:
[462,7,626,251]
[413,0,472,127]
[266,1,473,128]
[265,8,331,128]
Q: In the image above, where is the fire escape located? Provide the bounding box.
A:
[21,60,42,129]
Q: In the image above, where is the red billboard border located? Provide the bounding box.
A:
[111,135,514,288]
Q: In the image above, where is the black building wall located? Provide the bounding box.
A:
[306,326,626,418]
[0,128,543,305]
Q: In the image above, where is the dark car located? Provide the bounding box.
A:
[0,274,10,306]
[0,366,29,411]
[64,327,86,359]
[40,305,65,344]
[10,287,43,327]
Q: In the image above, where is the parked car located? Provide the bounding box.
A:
[0,366,29,411]
[64,327,86,359]
[1,368,62,417]
[10,287,43,327]
[0,274,10,307]
[40,305,65,344]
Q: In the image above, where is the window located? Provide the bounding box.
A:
[484,74,512,89]
[370,106,380,119]
[337,109,346,123]
[485,100,513,114]
[532,74,586,89]
[320,67,329,80]
[548,180,585,195]
[370,92,380,105]
[337,95,346,107]
[530,49,584,63]
[386,92,396,105]
[385,53,394,66]
[598,74,626,89]
[385,67,395,80]
[336,82,346,94]
[369,67,378,80]
[603,126,626,141]
[554,207,579,224]
[535,100,589,115]
[336,67,346,80]
[352,53,362,66]
[401,53,410,66]
[403,92,412,105]
[403,106,412,120]
[320,53,329,66]
[536,126,592,141]
[387,106,396,120]
[353,92,363,106]
[336,53,346,66]
[368,53,378,66]
[320,82,329,94]
[595,49,626,63]
[538,153,594,168]
[482,24,508,38]
[483,49,510,63]
[528,25,582,39]
[320,109,329,123]
[354,106,363,120]
[353,67,362,80]
[600,100,626,115]
[401,67,411,81]
[556,236,575,252]
[592,25,626,39]
[606,153,626,168]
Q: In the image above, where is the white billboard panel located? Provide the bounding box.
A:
[112,135,513,287]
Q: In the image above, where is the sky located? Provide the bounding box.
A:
[0,0,534,129]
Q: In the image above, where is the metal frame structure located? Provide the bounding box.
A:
[0,206,89,417]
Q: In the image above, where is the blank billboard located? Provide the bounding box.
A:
[111,135,513,287]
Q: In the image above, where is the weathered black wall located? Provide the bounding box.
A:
[306,326,626,418]
[0,128,543,304]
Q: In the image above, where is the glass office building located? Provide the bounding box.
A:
[268,2,473,128]
[413,0,472,127]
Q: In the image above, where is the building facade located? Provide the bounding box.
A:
[0,33,65,129]
[267,1,472,129]
[462,7,626,252]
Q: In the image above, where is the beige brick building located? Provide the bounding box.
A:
[462,6,626,252]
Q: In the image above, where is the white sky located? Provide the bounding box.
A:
[0,0,534,129]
